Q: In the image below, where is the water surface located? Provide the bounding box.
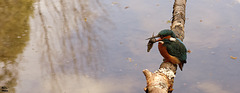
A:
[0,0,240,93]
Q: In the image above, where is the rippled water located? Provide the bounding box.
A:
[0,0,240,93]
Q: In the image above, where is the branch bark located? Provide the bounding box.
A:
[171,0,186,41]
[143,0,186,93]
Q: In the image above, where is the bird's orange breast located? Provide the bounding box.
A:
[158,43,170,59]
[158,43,181,64]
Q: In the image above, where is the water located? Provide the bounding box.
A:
[0,0,240,93]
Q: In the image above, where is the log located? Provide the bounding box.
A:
[143,0,186,93]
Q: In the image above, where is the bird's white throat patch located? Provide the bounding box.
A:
[159,41,164,44]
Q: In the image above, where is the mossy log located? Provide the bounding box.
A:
[143,0,186,93]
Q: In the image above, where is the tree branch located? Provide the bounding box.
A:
[143,0,186,93]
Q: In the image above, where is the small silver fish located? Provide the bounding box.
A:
[147,33,157,52]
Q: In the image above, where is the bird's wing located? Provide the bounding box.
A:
[164,39,187,62]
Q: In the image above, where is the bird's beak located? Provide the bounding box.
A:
[155,38,163,42]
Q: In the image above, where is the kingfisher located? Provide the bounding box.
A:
[147,29,187,71]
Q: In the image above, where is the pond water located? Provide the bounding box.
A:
[0,0,240,93]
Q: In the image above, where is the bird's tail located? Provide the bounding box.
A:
[179,61,186,71]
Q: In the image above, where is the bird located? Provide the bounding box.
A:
[156,29,187,71]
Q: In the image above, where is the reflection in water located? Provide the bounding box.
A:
[43,75,140,93]
[195,82,230,93]
[0,0,34,93]
[33,0,111,92]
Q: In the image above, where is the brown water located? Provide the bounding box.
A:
[0,0,240,93]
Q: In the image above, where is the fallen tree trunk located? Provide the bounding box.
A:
[143,0,186,93]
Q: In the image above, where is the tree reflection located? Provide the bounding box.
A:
[0,0,34,93]
[34,0,111,92]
